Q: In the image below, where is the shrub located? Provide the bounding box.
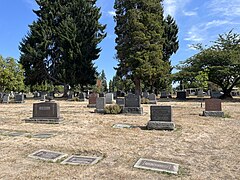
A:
[141,97,149,104]
[104,105,122,114]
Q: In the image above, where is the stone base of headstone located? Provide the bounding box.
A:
[148,100,157,104]
[79,98,86,102]
[203,111,224,117]
[25,117,63,124]
[95,109,105,113]
[123,107,143,115]
[147,121,175,130]
[87,104,96,108]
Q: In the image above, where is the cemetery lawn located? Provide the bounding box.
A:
[0,99,239,179]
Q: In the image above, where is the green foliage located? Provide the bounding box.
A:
[19,0,106,88]
[0,56,25,92]
[114,0,169,95]
[31,81,54,92]
[99,70,108,92]
[104,104,122,114]
[175,30,240,98]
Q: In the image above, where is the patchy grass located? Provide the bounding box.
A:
[0,99,239,179]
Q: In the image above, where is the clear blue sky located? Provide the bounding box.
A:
[0,0,240,82]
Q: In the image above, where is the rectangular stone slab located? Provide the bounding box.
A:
[28,149,67,162]
[112,123,134,129]
[134,158,179,174]
[150,106,172,122]
[205,99,222,111]
[61,155,102,165]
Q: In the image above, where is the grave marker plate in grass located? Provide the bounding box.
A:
[61,155,102,165]
[112,123,134,129]
[28,149,67,162]
[7,132,25,137]
[32,133,55,139]
[134,158,179,174]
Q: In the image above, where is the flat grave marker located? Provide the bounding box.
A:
[7,132,25,137]
[134,158,179,174]
[61,155,102,165]
[32,133,55,139]
[28,149,67,162]
[112,123,134,129]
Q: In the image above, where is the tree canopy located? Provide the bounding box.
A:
[0,56,25,92]
[19,0,106,91]
[114,0,170,95]
[175,31,240,98]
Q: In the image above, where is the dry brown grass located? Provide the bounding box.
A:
[0,99,239,180]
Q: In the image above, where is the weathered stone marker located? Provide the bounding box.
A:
[123,94,143,114]
[134,158,179,174]
[95,97,106,113]
[116,97,125,107]
[28,149,68,162]
[148,93,157,104]
[147,106,175,130]
[106,93,114,104]
[112,123,134,129]
[2,94,9,103]
[203,99,224,117]
[79,92,86,101]
[25,101,62,124]
[61,155,102,165]
[15,94,25,103]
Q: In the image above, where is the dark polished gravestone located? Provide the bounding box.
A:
[95,97,106,113]
[123,94,143,114]
[203,99,224,117]
[176,91,187,100]
[134,158,179,174]
[61,155,102,165]
[2,94,10,103]
[160,91,168,98]
[25,101,63,124]
[116,97,125,107]
[28,149,68,162]
[15,94,25,103]
[147,106,175,130]
[87,93,99,108]
[79,92,86,101]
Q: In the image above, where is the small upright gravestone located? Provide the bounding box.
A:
[203,99,224,117]
[210,91,222,98]
[79,92,86,101]
[95,97,106,113]
[2,94,10,103]
[142,91,149,99]
[87,93,99,108]
[160,91,168,98]
[15,94,24,103]
[116,97,125,107]
[106,93,114,104]
[147,106,175,130]
[123,94,143,114]
[176,91,187,100]
[25,101,62,124]
[148,93,157,104]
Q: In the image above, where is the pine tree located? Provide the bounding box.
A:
[114,0,169,95]
[19,0,106,92]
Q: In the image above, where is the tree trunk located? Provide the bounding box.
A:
[134,77,141,96]
[63,84,70,98]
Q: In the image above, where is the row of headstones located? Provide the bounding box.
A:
[0,93,25,103]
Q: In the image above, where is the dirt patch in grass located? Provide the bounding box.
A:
[0,99,239,179]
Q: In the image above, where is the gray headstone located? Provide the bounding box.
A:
[160,91,168,98]
[116,97,125,106]
[95,97,106,113]
[150,106,172,122]
[87,93,99,107]
[147,106,175,130]
[143,91,149,98]
[106,93,114,104]
[125,94,141,107]
[211,91,222,98]
[79,92,86,101]
[61,155,102,165]
[2,94,9,103]
[15,94,24,103]
[134,158,179,174]
[28,149,67,162]
[25,102,62,124]
[148,93,157,104]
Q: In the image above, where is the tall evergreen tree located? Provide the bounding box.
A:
[99,70,108,92]
[114,0,169,95]
[19,0,106,92]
